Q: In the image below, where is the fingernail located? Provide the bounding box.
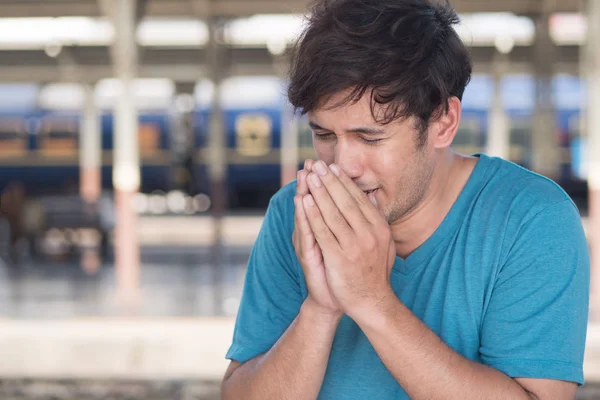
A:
[329,164,340,177]
[314,161,328,176]
[304,195,315,207]
[310,173,322,188]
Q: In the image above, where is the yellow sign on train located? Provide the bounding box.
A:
[139,123,160,157]
[0,118,27,158]
[39,118,78,157]
[235,114,272,157]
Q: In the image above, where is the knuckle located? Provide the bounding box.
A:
[363,233,377,250]
[355,194,368,208]
[377,227,390,241]
[302,230,313,242]
[315,224,328,238]
[346,245,360,260]
[342,199,355,211]
[331,209,345,226]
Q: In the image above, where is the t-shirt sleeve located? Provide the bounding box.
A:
[479,199,590,385]
[225,189,305,364]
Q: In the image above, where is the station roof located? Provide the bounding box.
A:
[0,0,582,18]
[0,44,581,84]
[0,0,586,84]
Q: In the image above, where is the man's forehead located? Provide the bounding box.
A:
[311,89,403,121]
[307,102,410,134]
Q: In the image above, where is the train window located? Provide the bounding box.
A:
[139,123,160,156]
[39,117,78,157]
[235,113,272,157]
[297,117,317,160]
[298,117,313,148]
[0,118,27,157]
[509,119,532,165]
[452,118,481,155]
[568,114,582,138]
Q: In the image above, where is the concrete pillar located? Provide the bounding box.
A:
[208,17,227,316]
[486,52,509,159]
[531,13,560,179]
[80,84,101,204]
[171,82,197,194]
[280,103,299,187]
[111,0,141,309]
[79,84,102,274]
[586,0,600,318]
[273,53,299,187]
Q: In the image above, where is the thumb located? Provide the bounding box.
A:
[368,191,386,219]
[367,191,378,208]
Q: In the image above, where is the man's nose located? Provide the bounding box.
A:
[334,140,364,180]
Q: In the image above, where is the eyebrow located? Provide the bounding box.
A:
[308,121,385,135]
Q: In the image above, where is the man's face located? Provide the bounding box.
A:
[307,91,436,224]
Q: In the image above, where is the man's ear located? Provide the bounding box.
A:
[430,96,462,149]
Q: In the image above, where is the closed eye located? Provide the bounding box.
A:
[313,131,383,145]
[360,137,383,146]
[314,132,335,141]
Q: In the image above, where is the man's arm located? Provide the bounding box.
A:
[301,162,585,400]
[221,298,341,400]
[353,295,577,400]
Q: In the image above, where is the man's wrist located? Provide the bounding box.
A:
[348,287,399,330]
[300,297,344,328]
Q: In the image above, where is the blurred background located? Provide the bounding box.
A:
[0,0,599,399]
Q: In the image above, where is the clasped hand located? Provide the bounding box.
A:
[292,159,396,320]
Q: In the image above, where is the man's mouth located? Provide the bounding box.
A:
[363,188,378,195]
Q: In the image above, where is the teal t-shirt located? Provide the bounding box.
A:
[226,153,590,398]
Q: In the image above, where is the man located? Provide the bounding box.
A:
[221,0,590,398]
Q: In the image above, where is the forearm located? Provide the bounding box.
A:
[222,299,341,400]
[356,297,533,400]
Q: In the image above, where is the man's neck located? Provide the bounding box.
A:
[390,152,477,259]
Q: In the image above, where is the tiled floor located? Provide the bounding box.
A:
[0,244,251,318]
[0,379,598,399]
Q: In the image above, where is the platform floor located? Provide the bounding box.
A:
[0,215,597,398]
[0,380,599,400]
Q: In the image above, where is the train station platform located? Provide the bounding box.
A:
[0,318,600,396]
[0,215,596,398]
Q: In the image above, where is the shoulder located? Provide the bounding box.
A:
[269,180,297,209]
[477,154,578,222]
[472,155,586,264]
[268,180,297,219]
[262,180,297,234]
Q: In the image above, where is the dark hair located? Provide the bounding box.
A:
[287,0,472,146]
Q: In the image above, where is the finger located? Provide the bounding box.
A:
[303,194,340,250]
[294,195,317,256]
[328,162,381,224]
[310,160,371,231]
[292,198,300,248]
[305,159,315,173]
[306,172,354,248]
[297,170,309,196]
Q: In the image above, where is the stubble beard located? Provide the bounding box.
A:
[382,148,435,225]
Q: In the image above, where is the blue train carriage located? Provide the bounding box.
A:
[0,80,185,198]
[500,74,586,198]
[0,84,43,195]
[193,77,287,208]
[454,74,585,201]
[0,81,192,261]
[95,78,182,195]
